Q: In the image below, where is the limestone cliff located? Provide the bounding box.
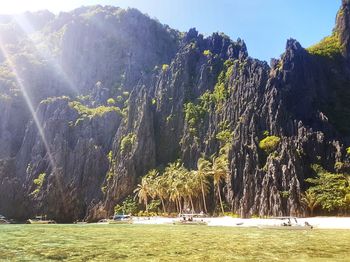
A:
[0,3,349,221]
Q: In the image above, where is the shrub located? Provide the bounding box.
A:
[107,98,116,105]
[259,136,281,153]
[148,199,161,213]
[280,191,290,198]
[116,96,123,103]
[306,168,349,212]
[31,173,46,196]
[184,102,205,128]
[263,130,269,137]
[120,133,136,153]
[334,162,344,172]
[162,64,169,71]
[69,101,122,118]
[114,196,138,215]
[347,147,350,156]
[216,129,233,144]
[203,50,212,56]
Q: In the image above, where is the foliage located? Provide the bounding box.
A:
[347,147,350,156]
[69,101,122,118]
[211,155,230,215]
[184,102,206,129]
[307,33,342,59]
[305,166,350,212]
[213,83,228,104]
[334,162,345,172]
[31,173,46,196]
[162,64,169,71]
[203,50,212,56]
[280,191,290,199]
[183,91,215,133]
[104,150,116,182]
[107,98,116,105]
[148,199,161,213]
[182,59,235,131]
[116,96,123,103]
[216,128,233,145]
[133,152,229,214]
[259,136,281,153]
[114,196,138,215]
[263,130,269,137]
[120,133,136,153]
[301,191,320,216]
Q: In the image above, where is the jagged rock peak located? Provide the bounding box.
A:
[342,0,350,6]
[336,0,350,58]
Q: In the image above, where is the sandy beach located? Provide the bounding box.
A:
[132,216,350,229]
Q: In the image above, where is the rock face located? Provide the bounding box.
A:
[0,4,350,221]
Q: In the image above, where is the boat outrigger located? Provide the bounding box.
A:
[259,217,313,230]
[173,213,207,225]
[28,216,56,224]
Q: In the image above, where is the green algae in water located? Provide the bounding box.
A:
[0,224,350,261]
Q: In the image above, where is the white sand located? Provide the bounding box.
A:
[132,216,350,229]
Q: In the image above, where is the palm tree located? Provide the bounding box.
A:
[301,191,319,217]
[164,162,183,213]
[193,158,211,213]
[146,169,158,199]
[210,155,229,215]
[134,175,151,212]
[155,175,168,213]
[183,170,198,213]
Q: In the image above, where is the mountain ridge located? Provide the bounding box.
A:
[0,3,349,221]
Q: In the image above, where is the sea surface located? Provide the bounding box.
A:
[0,224,350,261]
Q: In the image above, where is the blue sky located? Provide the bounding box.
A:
[0,0,342,61]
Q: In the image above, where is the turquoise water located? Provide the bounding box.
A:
[0,224,350,261]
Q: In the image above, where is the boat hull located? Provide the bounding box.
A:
[0,219,10,224]
[173,221,207,226]
[108,220,133,224]
[258,225,313,230]
[28,219,56,224]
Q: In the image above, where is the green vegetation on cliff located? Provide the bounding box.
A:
[307,33,342,59]
[120,133,136,153]
[69,101,122,118]
[31,173,46,196]
[259,136,281,153]
[183,60,235,135]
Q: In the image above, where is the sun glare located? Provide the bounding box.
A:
[0,1,85,14]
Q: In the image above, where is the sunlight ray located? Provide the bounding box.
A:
[13,14,79,96]
[0,38,56,172]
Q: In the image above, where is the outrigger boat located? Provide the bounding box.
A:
[258,217,313,230]
[28,216,56,224]
[173,213,207,226]
[0,215,10,224]
[109,214,133,224]
[97,215,133,224]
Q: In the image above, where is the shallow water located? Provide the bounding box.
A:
[0,224,349,261]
